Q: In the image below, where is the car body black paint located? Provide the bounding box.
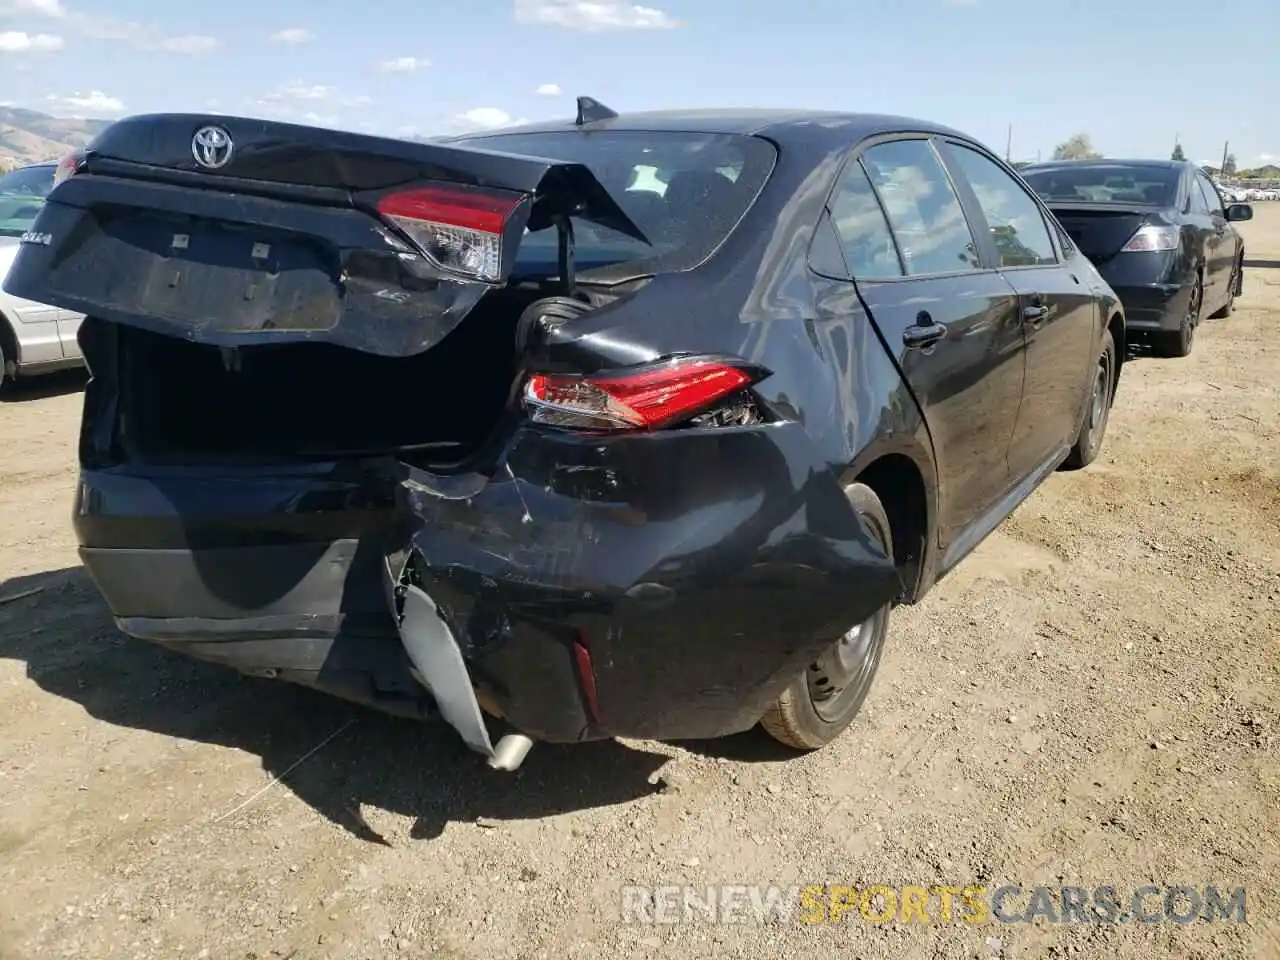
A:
[1022,159,1249,337]
[14,109,1123,748]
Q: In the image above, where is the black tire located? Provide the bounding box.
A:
[758,482,893,751]
[1153,275,1201,358]
[1061,328,1116,471]
[1209,257,1241,319]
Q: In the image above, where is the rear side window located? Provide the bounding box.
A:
[941,143,1057,268]
[829,161,903,279]
[454,130,776,277]
[859,139,981,276]
[1188,176,1210,214]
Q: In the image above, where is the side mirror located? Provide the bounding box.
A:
[1225,203,1253,222]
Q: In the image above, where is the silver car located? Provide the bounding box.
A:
[0,162,85,387]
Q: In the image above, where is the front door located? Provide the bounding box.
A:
[1194,173,1232,310]
[828,137,1027,551]
[937,140,1098,477]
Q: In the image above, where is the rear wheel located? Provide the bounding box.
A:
[1154,275,1201,358]
[1209,257,1241,319]
[759,482,893,751]
[1061,328,1116,471]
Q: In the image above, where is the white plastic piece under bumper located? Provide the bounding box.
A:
[386,558,532,771]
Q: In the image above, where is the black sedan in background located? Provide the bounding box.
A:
[1020,159,1251,357]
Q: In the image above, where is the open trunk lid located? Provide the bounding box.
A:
[1,113,645,357]
[1044,202,1160,263]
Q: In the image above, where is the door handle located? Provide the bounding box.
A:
[1023,304,1049,322]
[903,317,947,349]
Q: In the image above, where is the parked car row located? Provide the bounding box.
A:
[0,103,1252,772]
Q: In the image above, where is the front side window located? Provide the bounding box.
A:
[941,143,1057,268]
[1196,174,1225,216]
[828,160,903,279]
[859,139,981,276]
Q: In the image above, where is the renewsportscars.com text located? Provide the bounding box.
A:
[620,884,1247,926]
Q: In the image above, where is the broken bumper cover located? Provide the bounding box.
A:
[75,423,901,749]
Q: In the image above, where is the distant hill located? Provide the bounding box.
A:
[0,107,112,170]
[1238,164,1280,180]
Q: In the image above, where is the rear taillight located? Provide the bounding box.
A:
[52,149,83,187]
[376,184,525,282]
[1120,224,1179,253]
[523,356,760,431]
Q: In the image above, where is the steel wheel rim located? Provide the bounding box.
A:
[807,604,888,723]
[1089,361,1107,431]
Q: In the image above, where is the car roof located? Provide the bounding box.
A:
[447,107,978,148]
[1022,158,1189,171]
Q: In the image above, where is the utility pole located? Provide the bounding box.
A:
[1221,140,1230,174]
[1006,123,1012,162]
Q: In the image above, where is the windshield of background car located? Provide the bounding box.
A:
[0,164,55,238]
[1020,164,1180,206]
[451,130,777,277]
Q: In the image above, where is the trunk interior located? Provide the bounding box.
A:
[109,286,558,468]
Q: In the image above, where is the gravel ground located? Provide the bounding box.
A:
[1,209,1277,960]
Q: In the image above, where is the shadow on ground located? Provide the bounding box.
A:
[1243,258,1280,270]
[0,566,678,844]
[0,368,87,403]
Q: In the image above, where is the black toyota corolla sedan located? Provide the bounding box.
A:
[5,100,1125,770]
[1020,159,1251,358]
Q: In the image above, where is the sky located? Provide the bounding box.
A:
[0,0,1275,168]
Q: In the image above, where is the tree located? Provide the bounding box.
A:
[1170,143,1186,161]
[1223,153,1237,176]
[1201,165,1220,178]
[1051,133,1102,161]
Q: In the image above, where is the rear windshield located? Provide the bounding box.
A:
[0,164,55,239]
[452,130,776,278]
[1020,164,1180,206]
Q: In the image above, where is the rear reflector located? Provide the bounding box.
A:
[523,357,755,431]
[376,184,524,282]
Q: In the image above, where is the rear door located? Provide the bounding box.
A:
[828,136,1026,551]
[937,140,1098,478]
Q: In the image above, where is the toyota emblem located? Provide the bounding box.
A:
[191,125,233,170]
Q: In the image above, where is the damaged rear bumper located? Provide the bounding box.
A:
[76,423,901,754]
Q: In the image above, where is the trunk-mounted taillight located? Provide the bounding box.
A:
[52,149,84,187]
[523,356,762,431]
[376,184,525,282]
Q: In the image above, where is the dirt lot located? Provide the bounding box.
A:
[1,210,1277,960]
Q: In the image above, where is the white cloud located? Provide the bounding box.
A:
[72,18,218,54]
[0,30,63,51]
[513,0,679,31]
[536,82,562,95]
[0,0,66,15]
[49,89,123,114]
[269,27,314,45]
[378,55,428,73]
[259,82,334,104]
[1,0,217,53]
[1260,154,1275,162]
[454,108,530,132]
